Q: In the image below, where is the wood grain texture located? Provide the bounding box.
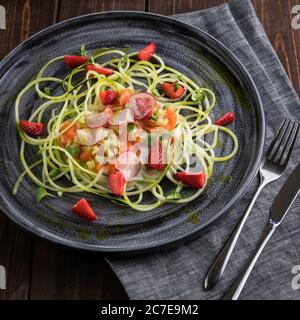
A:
[0,0,58,300]
[1,0,299,300]
[252,0,300,96]
[147,0,226,15]
[0,0,58,59]
[58,0,146,21]
[30,240,127,300]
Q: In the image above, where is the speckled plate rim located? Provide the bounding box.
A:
[0,11,265,255]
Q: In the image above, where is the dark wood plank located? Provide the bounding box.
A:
[0,0,58,300]
[252,0,300,96]
[29,0,146,301]
[58,0,146,21]
[30,240,127,300]
[147,0,226,15]
[0,0,58,59]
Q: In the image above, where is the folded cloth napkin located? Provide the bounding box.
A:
[107,0,300,300]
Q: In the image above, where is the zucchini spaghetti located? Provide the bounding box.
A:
[14,43,238,217]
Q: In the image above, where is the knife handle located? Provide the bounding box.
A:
[204,177,269,290]
[222,223,276,300]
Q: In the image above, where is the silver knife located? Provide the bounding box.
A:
[223,162,300,300]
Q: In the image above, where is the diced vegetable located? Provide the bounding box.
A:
[64,56,88,68]
[79,149,94,162]
[100,90,117,105]
[165,108,177,131]
[119,88,133,106]
[108,172,126,195]
[161,82,185,99]
[72,198,97,221]
[85,64,113,76]
[137,42,157,61]
[215,112,235,126]
[147,142,165,171]
[175,172,206,189]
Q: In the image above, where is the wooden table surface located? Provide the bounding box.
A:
[0,0,299,300]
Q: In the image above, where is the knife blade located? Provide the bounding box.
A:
[270,162,300,225]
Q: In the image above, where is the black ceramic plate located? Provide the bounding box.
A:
[0,12,265,254]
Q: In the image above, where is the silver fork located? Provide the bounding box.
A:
[204,119,300,290]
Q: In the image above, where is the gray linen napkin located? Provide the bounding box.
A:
[107,0,300,300]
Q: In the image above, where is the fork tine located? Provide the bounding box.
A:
[273,120,295,163]
[280,122,300,168]
[266,119,287,159]
[267,119,290,161]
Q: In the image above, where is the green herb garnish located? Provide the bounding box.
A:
[151,111,158,121]
[192,89,205,103]
[127,123,136,132]
[66,144,80,157]
[120,54,129,67]
[36,187,50,203]
[173,81,181,92]
[44,87,52,96]
[178,73,184,81]
[88,56,95,64]
[167,189,181,200]
[49,168,60,178]
[80,45,87,56]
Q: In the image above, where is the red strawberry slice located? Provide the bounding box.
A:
[64,55,88,68]
[161,82,185,99]
[19,120,44,137]
[126,93,156,120]
[137,42,157,61]
[85,64,113,76]
[100,90,118,105]
[147,142,166,171]
[72,198,97,221]
[108,172,126,196]
[175,172,206,189]
[215,112,235,126]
